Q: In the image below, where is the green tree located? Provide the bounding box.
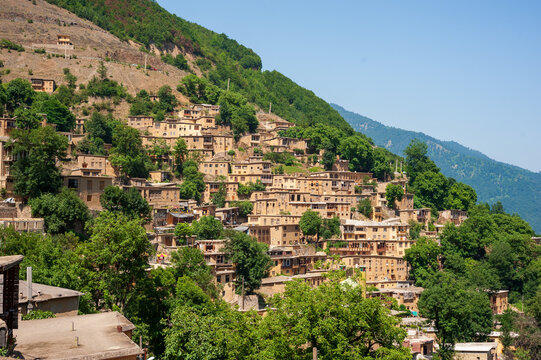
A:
[321,150,335,171]
[413,171,449,210]
[130,90,153,116]
[170,246,217,297]
[156,85,178,113]
[418,273,493,359]
[164,279,256,360]
[176,74,221,104]
[13,107,42,130]
[178,161,205,201]
[5,78,34,112]
[445,182,477,211]
[33,96,76,131]
[63,68,77,89]
[237,180,265,198]
[526,286,541,324]
[385,183,404,209]
[224,231,271,294]
[99,186,152,223]
[84,111,116,145]
[258,278,410,360]
[299,209,322,244]
[0,83,7,116]
[10,126,68,198]
[404,139,439,184]
[211,181,226,208]
[490,201,505,214]
[109,123,150,179]
[172,138,188,176]
[216,91,258,140]
[512,313,541,360]
[229,200,253,218]
[320,216,341,241]
[29,187,91,234]
[404,237,441,286]
[338,135,373,172]
[408,220,424,240]
[192,215,223,239]
[97,61,108,81]
[440,206,497,259]
[357,198,373,218]
[78,212,153,310]
[174,223,192,245]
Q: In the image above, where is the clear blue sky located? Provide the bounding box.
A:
[158,0,541,172]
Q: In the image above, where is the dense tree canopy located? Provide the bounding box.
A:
[109,123,151,179]
[10,126,68,198]
[418,273,493,359]
[224,231,271,294]
[29,187,91,234]
[78,212,153,311]
[385,183,404,209]
[100,186,152,223]
[192,215,223,240]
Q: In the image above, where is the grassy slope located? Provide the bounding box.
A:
[332,104,541,233]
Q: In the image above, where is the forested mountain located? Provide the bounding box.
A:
[332,104,541,233]
[44,0,353,134]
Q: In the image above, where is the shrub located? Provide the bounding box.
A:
[34,48,46,54]
[0,39,25,52]
[22,310,56,320]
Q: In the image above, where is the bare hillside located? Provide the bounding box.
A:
[0,0,191,99]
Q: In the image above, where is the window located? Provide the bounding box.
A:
[68,179,78,188]
[86,195,92,202]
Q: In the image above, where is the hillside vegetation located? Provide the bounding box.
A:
[332,104,541,233]
[45,0,353,134]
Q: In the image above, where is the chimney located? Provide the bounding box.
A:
[27,266,33,311]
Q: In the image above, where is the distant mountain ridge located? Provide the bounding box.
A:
[332,104,541,233]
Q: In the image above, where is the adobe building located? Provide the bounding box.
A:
[64,174,114,210]
[367,286,423,313]
[19,280,83,317]
[268,247,327,276]
[13,311,142,360]
[452,342,497,360]
[57,34,73,48]
[31,78,56,93]
[200,160,229,178]
[0,218,44,233]
[0,255,23,347]
[490,290,509,315]
[438,209,468,226]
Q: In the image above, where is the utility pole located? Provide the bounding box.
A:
[227,78,230,91]
[268,102,272,114]
[241,276,245,310]
[27,267,33,312]
[312,346,318,360]
[144,54,147,74]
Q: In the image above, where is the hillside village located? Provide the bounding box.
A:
[0,1,540,360]
[0,68,510,359]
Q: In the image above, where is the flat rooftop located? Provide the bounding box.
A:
[19,281,83,304]
[454,342,497,352]
[0,255,23,271]
[14,311,141,359]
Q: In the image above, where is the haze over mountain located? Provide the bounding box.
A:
[332,103,541,233]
